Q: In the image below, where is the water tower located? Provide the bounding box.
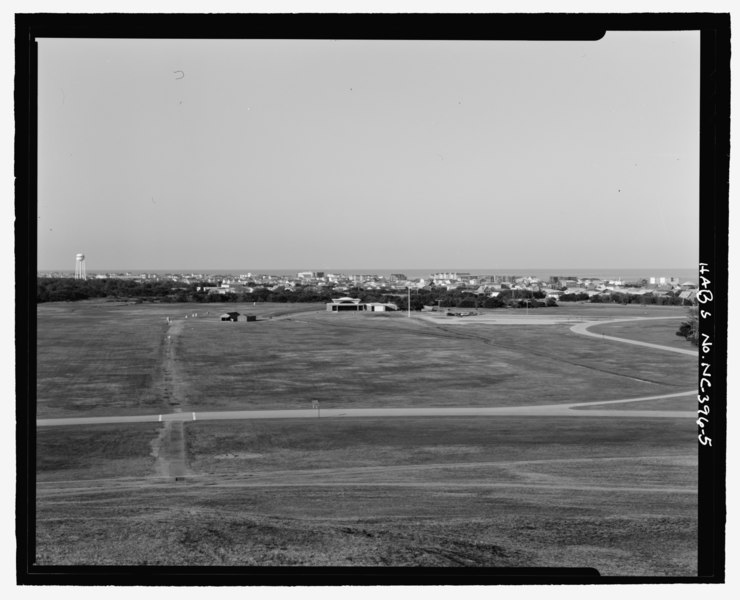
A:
[75,253,86,280]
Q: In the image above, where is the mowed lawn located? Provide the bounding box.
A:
[36,301,697,417]
[35,415,697,574]
[35,302,324,418]
[36,302,169,417]
[174,310,696,411]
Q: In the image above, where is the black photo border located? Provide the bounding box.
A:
[15,12,730,586]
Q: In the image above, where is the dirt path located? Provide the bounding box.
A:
[149,318,190,479]
[38,452,694,490]
[150,421,189,478]
[38,476,698,494]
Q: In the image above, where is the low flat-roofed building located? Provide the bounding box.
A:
[366,302,398,312]
[326,298,398,312]
[326,297,362,311]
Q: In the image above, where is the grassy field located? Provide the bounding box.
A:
[36,302,167,417]
[36,423,158,481]
[176,309,695,411]
[35,416,697,573]
[34,300,698,574]
[514,303,691,318]
[36,302,325,418]
[36,301,695,417]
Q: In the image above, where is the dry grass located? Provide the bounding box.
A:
[36,423,159,481]
[36,416,697,574]
[184,415,695,473]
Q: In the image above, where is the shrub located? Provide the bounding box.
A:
[676,307,699,346]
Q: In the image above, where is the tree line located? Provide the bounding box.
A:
[37,277,547,308]
[36,277,693,310]
[560,291,689,306]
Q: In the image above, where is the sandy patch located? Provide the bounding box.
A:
[415,314,581,326]
[214,452,264,460]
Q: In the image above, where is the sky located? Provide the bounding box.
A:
[36,32,700,272]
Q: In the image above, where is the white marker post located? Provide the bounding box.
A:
[312,400,320,418]
[192,412,196,421]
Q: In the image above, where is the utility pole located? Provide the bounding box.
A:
[407,286,411,317]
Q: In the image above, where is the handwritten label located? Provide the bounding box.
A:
[697,263,712,447]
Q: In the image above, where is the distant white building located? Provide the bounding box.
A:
[431,272,470,283]
[650,276,681,286]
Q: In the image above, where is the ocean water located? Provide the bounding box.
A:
[264,268,699,282]
[81,267,698,282]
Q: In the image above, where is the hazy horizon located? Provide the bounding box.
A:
[39,266,698,279]
[37,34,699,272]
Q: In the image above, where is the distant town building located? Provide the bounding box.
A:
[678,290,697,304]
[431,272,459,282]
[199,286,228,295]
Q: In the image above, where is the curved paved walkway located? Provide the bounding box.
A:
[36,396,694,427]
[570,317,697,356]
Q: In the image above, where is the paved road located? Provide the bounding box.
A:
[37,315,697,428]
[36,398,694,427]
[570,317,698,356]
